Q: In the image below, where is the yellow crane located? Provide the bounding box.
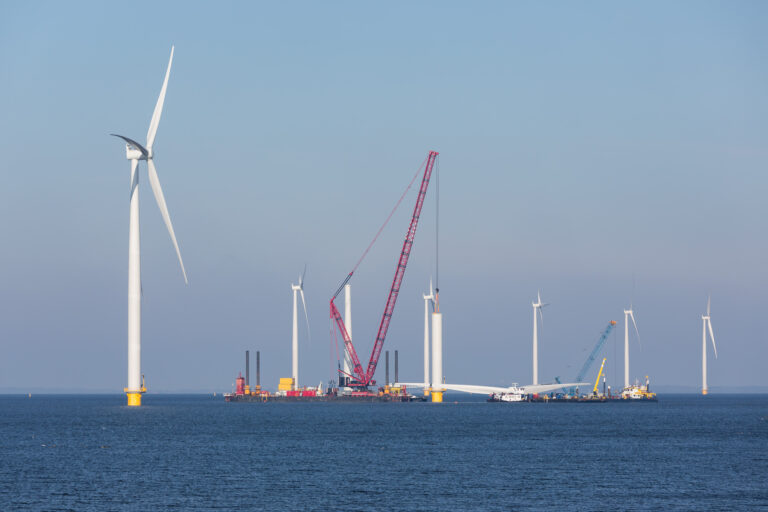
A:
[593,358,607,396]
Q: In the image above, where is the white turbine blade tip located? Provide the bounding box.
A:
[146,46,174,150]
[708,320,717,358]
[147,160,187,284]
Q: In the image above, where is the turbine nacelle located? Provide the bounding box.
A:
[112,134,152,161]
[126,144,147,161]
[532,291,548,309]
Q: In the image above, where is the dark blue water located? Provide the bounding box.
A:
[1,394,767,511]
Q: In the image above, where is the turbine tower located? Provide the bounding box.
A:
[623,305,641,388]
[532,291,548,385]
[291,266,310,391]
[112,46,187,407]
[343,284,353,388]
[701,296,718,395]
[423,279,435,396]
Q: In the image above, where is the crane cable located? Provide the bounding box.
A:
[332,154,429,300]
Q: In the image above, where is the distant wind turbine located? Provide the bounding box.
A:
[111,46,187,407]
[291,266,310,390]
[623,304,641,389]
[701,296,718,395]
[532,291,549,385]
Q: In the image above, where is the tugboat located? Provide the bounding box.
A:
[620,376,657,401]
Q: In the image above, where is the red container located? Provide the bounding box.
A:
[286,390,301,397]
[235,373,245,395]
[301,390,317,397]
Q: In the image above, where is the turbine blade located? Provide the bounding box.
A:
[300,288,311,342]
[708,319,717,359]
[300,264,307,289]
[147,159,187,284]
[111,134,148,157]
[146,46,174,151]
[537,290,541,304]
[707,295,711,317]
[537,306,544,337]
[630,311,641,349]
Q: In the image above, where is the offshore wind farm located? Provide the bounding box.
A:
[104,47,722,406]
[3,7,763,401]
[2,3,768,510]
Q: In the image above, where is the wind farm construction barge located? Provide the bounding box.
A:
[225,385,426,403]
[223,350,656,404]
[223,350,427,403]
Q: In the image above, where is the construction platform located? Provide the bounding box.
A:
[224,383,427,403]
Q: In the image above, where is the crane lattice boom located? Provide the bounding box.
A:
[576,320,617,383]
[329,150,439,388]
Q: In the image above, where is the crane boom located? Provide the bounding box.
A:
[364,151,438,384]
[575,321,616,383]
[329,151,438,388]
[593,358,606,395]
[558,320,616,395]
[330,299,365,382]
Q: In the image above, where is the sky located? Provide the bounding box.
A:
[0,1,766,393]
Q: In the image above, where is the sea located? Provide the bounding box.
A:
[1,393,766,511]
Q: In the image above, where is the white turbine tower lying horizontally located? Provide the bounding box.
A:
[423,279,435,396]
[701,296,718,395]
[532,291,548,386]
[111,46,187,407]
[623,305,641,389]
[291,266,310,391]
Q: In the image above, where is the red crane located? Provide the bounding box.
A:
[329,150,439,389]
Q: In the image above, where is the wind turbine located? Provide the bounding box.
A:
[342,283,353,389]
[623,305,641,389]
[532,291,548,385]
[111,46,187,407]
[423,279,435,395]
[291,266,310,391]
[701,296,718,395]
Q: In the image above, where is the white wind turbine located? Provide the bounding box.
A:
[291,266,310,391]
[623,305,641,389]
[532,291,548,385]
[342,283,353,388]
[111,46,187,407]
[423,279,435,394]
[701,296,718,395]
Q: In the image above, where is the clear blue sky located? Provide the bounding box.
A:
[1,1,766,392]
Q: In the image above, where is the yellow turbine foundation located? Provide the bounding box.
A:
[125,385,146,407]
[702,389,708,396]
[431,390,444,403]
